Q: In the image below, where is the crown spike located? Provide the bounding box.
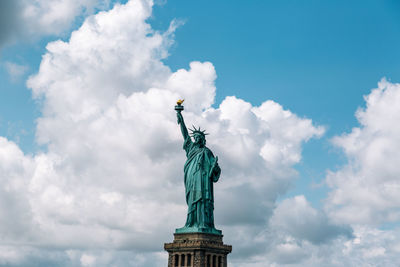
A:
[188,125,209,137]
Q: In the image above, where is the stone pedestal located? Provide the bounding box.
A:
[164,233,232,267]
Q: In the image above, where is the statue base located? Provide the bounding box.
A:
[164,232,232,267]
[175,226,222,235]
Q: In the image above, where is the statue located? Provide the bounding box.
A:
[175,100,222,235]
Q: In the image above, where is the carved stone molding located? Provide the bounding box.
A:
[164,233,232,267]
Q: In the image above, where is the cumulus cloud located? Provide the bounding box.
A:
[270,195,352,245]
[229,195,352,266]
[0,0,110,48]
[237,226,400,267]
[326,79,400,225]
[0,0,330,266]
[0,137,34,242]
[249,79,400,266]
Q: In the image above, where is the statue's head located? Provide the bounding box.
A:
[190,126,208,147]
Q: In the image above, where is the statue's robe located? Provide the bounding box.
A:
[183,137,220,229]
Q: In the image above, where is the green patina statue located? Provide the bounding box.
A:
[175,100,222,235]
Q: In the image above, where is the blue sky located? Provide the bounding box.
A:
[1,0,400,266]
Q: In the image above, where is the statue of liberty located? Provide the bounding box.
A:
[175,100,222,235]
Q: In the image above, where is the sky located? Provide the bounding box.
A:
[1,0,400,266]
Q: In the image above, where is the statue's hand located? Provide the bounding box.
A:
[211,156,218,168]
[210,157,221,182]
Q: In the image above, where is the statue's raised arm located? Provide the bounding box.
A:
[177,110,189,141]
[175,99,190,142]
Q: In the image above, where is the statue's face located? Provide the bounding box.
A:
[194,134,205,147]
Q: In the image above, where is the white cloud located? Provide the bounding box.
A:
[231,195,352,266]
[270,196,352,244]
[257,78,400,267]
[3,62,28,81]
[326,79,400,225]
[0,137,34,242]
[269,240,311,265]
[21,0,110,36]
[263,226,400,267]
[0,0,327,266]
[0,0,111,48]
[80,254,95,266]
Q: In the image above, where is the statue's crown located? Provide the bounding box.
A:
[189,125,209,137]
